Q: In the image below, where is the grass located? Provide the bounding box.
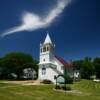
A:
[0,80,100,100]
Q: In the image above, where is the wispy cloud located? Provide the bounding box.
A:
[1,0,71,37]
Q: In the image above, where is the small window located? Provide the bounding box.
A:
[43,59,45,62]
[42,67,46,75]
[54,75,57,80]
[47,46,49,51]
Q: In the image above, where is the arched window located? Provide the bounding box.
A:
[43,47,46,52]
[47,46,49,51]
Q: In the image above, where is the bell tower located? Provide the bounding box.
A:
[39,33,55,64]
[38,32,57,82]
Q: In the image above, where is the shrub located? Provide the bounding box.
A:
[66,86,71,91]
[66,77,73,84]
[55,85,72,91]
[61,86,67,90]
[55,85,61,89]
[41,79,52,84]
[61,86,71,91]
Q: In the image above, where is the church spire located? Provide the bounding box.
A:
[44,32,52,44]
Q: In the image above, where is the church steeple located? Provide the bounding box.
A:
[39,32,55,64]
[44,33,52,44]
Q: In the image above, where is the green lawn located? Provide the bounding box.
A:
[0,80,100,100]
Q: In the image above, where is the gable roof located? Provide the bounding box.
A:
[55,55,72,69]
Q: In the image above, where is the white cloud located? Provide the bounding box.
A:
[1,0,71,37]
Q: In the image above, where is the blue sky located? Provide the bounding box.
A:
[0,0,99,61]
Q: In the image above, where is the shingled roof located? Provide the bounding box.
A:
[55,55,73,69]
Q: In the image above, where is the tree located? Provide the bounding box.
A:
[93,57,100,79]
[72,60,83,70]
[0,58,10,79]
[1,52,38,79]
[73,57,95,79]
[80,57,95,79]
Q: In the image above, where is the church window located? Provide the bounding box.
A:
[42,67,46,75]
[54,75,57,80]
[47,46,49,51]
[43,47,46,52]
[43,59,45,62]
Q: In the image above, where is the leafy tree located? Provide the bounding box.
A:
[72,60,83,70]
[1,52,38,79]
[73,57,95,79]
[81,57,95,79]
[93,57,100,79]
[0,58,9,79]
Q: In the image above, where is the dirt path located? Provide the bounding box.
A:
[1,80,41,86]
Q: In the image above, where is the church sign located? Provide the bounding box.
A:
[56,75,65,84]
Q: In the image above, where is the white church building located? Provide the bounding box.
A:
[38,33,74,83]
